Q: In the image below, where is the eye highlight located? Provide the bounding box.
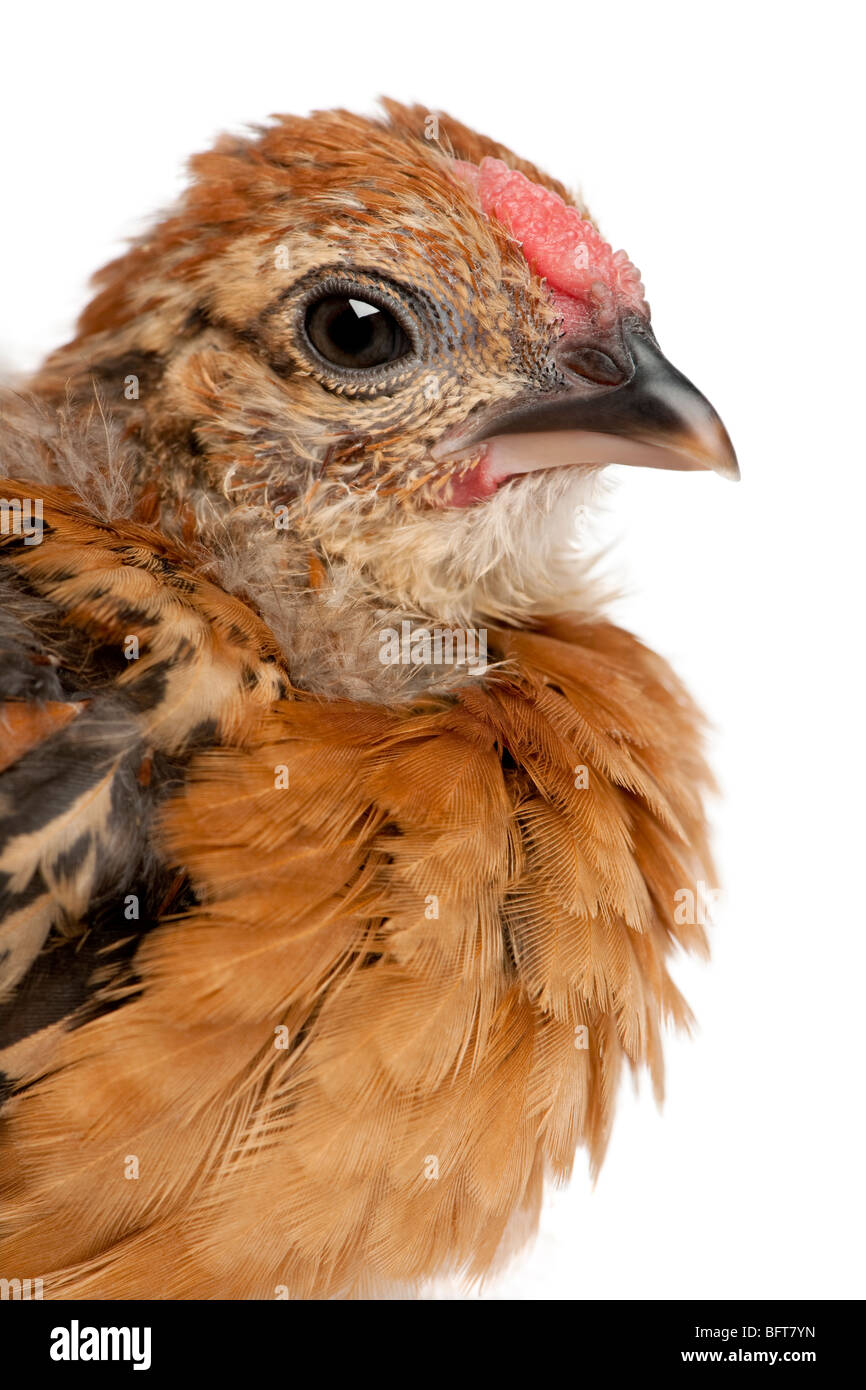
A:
[304,293,412,370]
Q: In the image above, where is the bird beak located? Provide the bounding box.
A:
[433,316,739,486]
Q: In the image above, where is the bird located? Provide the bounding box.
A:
[0,100,737,1299]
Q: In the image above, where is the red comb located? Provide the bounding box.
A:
[455,157,648,334]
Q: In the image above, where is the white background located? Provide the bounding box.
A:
[2,0,863,1300]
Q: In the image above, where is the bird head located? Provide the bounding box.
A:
[34,101,737,625]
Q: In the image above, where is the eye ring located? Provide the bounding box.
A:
[298,277,418,381]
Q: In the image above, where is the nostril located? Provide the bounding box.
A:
[558,345,626,387]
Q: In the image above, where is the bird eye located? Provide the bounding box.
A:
[304,294,411,370]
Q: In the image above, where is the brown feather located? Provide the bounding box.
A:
[0,615,713,1296]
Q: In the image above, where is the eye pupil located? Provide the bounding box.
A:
[305,293,410,370]
[330,301,379,357]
